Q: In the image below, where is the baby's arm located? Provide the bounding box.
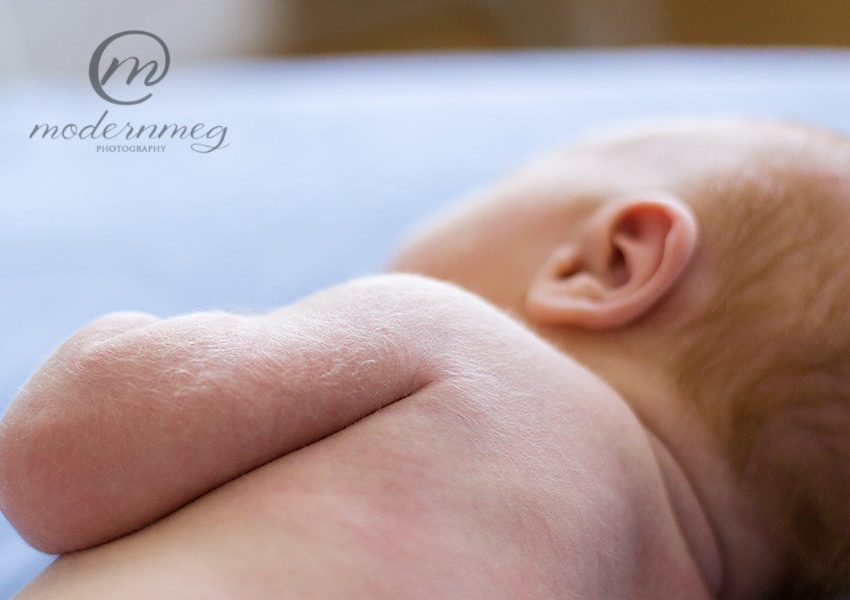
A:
[0,274,482,554]
[7,273,716,600]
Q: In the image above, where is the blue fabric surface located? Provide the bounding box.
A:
[2,48,850,597]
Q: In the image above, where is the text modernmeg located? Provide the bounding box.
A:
[29,110,228,154]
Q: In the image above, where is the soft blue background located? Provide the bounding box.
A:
[2,48,850,597]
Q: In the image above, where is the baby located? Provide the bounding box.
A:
[1,118,849,599]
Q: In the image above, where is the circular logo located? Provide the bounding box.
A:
[89,30,170,105]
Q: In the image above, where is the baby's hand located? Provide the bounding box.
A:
[1,274,506,554]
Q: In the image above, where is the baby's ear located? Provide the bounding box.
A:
[525,194,698,329]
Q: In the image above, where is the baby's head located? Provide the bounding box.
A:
[391,118,850,597]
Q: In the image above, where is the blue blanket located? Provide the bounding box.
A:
[2,48,850,597]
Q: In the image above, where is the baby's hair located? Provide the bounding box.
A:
[669,122,850,597]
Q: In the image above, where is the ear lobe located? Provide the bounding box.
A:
[525,195,698,329]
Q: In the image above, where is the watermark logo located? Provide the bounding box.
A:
[89,30,171,105]
[28,30,229,154]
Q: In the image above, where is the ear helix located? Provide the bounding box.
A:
[524,195,698,329]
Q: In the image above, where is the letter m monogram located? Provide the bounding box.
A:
[101,56,162,86]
